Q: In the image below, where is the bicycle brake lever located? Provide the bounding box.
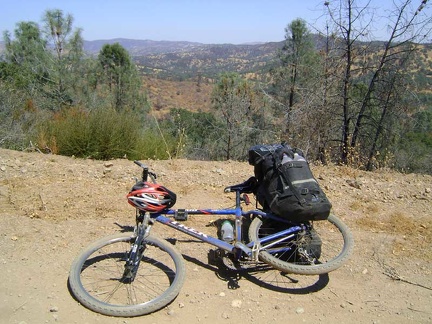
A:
[241,194,251,205]
[149,171,157,179]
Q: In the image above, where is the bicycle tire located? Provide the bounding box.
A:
[248,214,354,275]
[68,233,186,317]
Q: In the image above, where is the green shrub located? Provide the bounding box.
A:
[37,107,177,160]
[134,128,176,160]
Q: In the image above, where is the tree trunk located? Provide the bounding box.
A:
[341,12,352,165]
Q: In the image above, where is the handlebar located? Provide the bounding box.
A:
[133,160,148,169]
[133,161,253,204]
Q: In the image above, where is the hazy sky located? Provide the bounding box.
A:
[0,0,429,44]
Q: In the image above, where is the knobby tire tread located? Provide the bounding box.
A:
[68,233,186,317]
[249,214,354,275]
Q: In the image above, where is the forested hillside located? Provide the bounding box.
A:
[132,41,432,114]
[133,42,282,79]
[1,2,431,174]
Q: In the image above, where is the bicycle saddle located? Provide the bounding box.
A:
[224,176,258,194]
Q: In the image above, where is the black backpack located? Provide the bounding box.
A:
[248,143,331,222]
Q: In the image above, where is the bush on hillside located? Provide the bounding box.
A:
[37,107,176,160]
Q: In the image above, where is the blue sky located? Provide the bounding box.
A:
[0,0,429,44]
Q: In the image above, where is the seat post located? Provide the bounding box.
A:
[235,190,241,208]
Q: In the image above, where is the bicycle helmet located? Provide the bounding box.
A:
[127,181,176,213]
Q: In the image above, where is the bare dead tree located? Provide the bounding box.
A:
[324,0,374,164]
[350,0,432,169]
[323,0,431,168]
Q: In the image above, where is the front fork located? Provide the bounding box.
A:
[122,211,153,282]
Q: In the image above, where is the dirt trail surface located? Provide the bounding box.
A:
[0,148,431,324]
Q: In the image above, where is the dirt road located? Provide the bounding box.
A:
[0,148,431,323]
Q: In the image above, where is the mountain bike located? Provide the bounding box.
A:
[68,160,354,317]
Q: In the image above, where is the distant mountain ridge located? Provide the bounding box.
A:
[83,38,207,56]
[134,41,284,78]
[82,38,285,78]
[0,38,282,79]
[0,38,272,57]
[3,38,429,81]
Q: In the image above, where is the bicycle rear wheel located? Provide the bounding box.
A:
[68,233,186,317]
[248,214,353,275]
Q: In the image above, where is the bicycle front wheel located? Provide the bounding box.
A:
[249,214,354,275]
[68,233,186,317]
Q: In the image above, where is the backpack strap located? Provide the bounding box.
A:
[277,164,307,206]
[273,147,307,207]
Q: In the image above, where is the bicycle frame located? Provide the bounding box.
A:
[141,190,305,262]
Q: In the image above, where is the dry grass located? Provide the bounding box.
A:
[356,211,432,260]
[349,200,363,211]
[349,199,380,214]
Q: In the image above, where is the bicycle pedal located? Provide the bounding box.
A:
[174,209,188,221]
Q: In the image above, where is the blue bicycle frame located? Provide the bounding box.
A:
[132,160,305,261]
[147,190,305,261]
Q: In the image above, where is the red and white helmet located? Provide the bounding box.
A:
[127,182,176,213]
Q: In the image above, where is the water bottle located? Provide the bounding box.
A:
[281,153,293,164]
[221,220,234,242]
